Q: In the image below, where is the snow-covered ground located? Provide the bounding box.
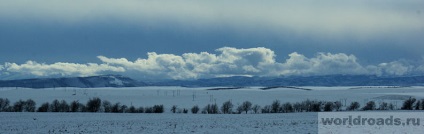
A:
[0,112,317,133]
[1,86,424,133]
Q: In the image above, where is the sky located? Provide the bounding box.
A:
[0,0,424,80]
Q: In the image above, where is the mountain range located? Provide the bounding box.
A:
[0,75,423,88]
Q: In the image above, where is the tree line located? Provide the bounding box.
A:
[0,97,163,113]
[1,97,423,114]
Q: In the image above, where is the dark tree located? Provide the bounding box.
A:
[70,100,83,112]
[37,102,50,112]
[111,102,121,113]
[252,104,261,114]
[153,105,164,113]
[86,97,102,112]
[414,100,421,110]
[102,100,112,113]
[347,102,360,111]
[323,102,334,112]
[293,102,302,112]
[401,97,416,110]
[128,106,136,113]
[271,100,280,113]
[241,101,253,114]
[183,108,188,114]
[203,104,218,114]
[281,102,294,113]
[24,99,36,112]
[120,105,128,113]
[191,105,199,114]
[137,107,144,113]
[362,101,376,111]
[221,100,233,114]
[144,106,153,113]
[50,99,61,112]
[334,101,342,111]
[421,99,424,110]
[59,100,70,112]
[171,105,178,113]
[236,105,243,114]
[0,98,10,112]
[379,102,389,110]
[261,105,271,113]
[13,100,25,112]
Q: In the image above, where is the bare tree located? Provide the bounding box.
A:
[221,100,233,114]
[86,97,102,112]
[252,104,261,114]
[24,99,36,112]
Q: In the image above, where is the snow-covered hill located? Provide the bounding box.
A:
[0,75,144,88]
[1,75,424,88]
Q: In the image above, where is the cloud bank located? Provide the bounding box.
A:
[1,47,423,80]
[1,0,423,37]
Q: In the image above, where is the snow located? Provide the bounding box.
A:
[0,112,317,133]
[1,86,424,133]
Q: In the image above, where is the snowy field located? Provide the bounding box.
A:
[0,112,317,133]
[1,86,424,133]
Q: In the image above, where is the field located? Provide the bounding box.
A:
[1,86,424,133]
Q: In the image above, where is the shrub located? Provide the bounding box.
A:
[120,105,128,113]
[261,105,271,113]
[333,101,342,111]
[281,102,294,113]
[191,105,199,114]
[128,106,137,113]
[362,101,376,111]
[347,102,360,111]
[378,102,389,110]
[293,102,302,112]
[323,102,334,112]
[86,97,102,112]
[171,105,178,113]
[153,105,164,113]
[137,107,144,113]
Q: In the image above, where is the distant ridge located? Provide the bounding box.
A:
[1,75,424,88]
[153,75,424,87]
[0,75,145,88]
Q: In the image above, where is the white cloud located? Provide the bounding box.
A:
[3,61,125,77]
[376,61,413,76]
[2,47,424,80]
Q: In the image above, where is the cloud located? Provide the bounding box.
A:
[3,61,125,78]
[2,47,424,80]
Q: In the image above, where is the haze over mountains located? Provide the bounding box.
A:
[0,75,423,88]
